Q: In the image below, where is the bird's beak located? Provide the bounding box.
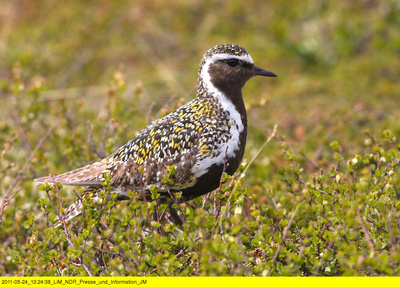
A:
[253,65,277,77]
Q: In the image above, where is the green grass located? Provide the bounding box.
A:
[0,1,399,276]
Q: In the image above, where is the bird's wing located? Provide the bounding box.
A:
[106,113,205,189]
[34,106,206,189]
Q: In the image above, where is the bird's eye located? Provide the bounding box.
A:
[226,59,239,67]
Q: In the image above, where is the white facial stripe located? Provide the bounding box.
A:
[208,53,254,64]
[200,60,215,94]
[195,54,245,179]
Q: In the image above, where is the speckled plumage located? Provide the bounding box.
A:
[34,44,276,225]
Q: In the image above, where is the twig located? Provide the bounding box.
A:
[0,125,56,226]
[146,101,156,123]
[244,195,280,230]
[0,135,17,161]
[45,189,74,247]
[201,192,211,209]
[228,125,277,204]
[356,208,376,255]
[265,204,300,276]
[11,100,31,155]
[366,218,388,234]
[313,238,335,275]
[100,120,114,158]
[219,125,277,226]
[275,134,321,170]
[129,238,142,271]
[87,121,104,159]
[70,257,94,277]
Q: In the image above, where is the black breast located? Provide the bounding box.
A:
[179,114,247,201]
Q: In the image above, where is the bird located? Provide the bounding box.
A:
[34,44,277,226]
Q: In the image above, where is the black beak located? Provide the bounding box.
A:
[253,65,277,77]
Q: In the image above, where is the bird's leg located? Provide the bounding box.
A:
[168,202,183,226]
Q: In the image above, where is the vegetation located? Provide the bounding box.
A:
[0,1,399,276]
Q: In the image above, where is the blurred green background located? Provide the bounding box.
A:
[1,0,400,276]
[2,0,399,153]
